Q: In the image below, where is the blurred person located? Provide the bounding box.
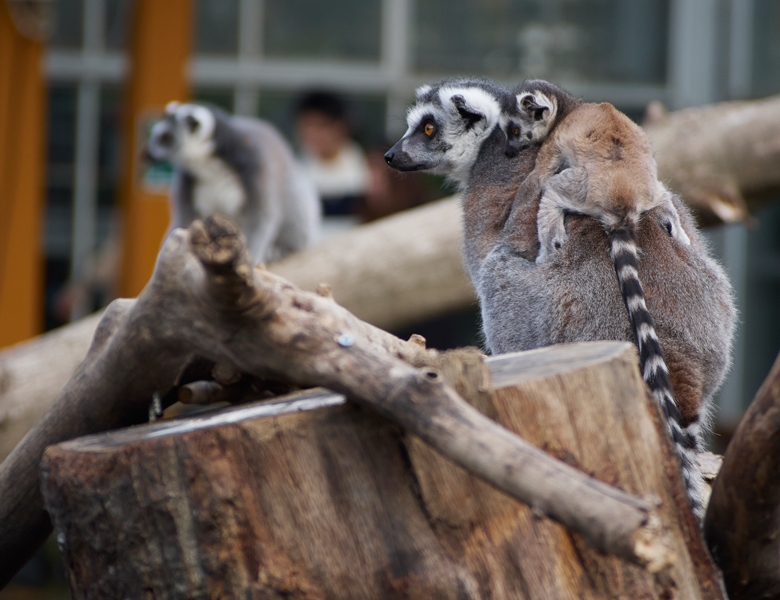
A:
[295,91,370,218]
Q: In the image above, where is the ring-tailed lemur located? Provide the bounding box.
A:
[508,94,690,263]
[386,78,736,519]
[146,102,321,264]
[505,83,711,515]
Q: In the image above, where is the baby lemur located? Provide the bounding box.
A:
[506,92,690,263]
[386,78,735,519]
[503,81,730,517]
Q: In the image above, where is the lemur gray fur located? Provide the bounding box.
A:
[386,78,736,519]
[146,102,321,264]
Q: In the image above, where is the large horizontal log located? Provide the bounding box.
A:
[645,94,780,224]
[41,344,723,599]
[0,313,102,461]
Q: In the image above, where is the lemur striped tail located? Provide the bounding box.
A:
[608,228,705,519]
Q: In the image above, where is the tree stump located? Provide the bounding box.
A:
[41,342,725,599]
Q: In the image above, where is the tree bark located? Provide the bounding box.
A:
[704,350,780,598]
[0,217,676,588]
[40,343,724,599]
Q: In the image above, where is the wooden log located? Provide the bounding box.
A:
[0,312,102,461]
[0,217,669,586]
[704,350,780,598]
[41,343,725,599]
[645,95,780,224]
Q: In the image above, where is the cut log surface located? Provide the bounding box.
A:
[42,343,725,600]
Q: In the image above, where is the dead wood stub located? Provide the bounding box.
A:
[41,343,726,599]
[705,350,780,599]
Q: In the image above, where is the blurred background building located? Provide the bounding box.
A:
[3,0,780,596]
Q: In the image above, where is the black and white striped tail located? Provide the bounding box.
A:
[609,228,705,519]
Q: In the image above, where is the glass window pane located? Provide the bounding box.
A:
[194,0,239,55]
[51,0,83,49]
[45,85,77,265]
[98,86,122,209]
[752,0,780,97]
[413,0,669,85]
[193,88,235,112]
[105,0,132,51]
[264,0,381,61]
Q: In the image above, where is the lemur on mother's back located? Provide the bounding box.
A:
[503,81,729,518]
[385,78,736,519]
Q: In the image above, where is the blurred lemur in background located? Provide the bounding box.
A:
[146,102,321,264]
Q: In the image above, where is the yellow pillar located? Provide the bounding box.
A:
[0,1,45,348]
[118,0,192,298]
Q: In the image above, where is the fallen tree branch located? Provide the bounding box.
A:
[0,216,674,587]
[0,198,468,462]
[704,350,780,598]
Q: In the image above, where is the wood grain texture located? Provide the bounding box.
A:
[42,343,725,599]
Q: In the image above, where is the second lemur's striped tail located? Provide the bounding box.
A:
[608,227,705,520]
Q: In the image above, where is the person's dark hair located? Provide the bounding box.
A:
[295,90,349,123]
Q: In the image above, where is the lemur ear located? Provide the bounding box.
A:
[450,94,485,128]
[518,93,553,123]
[415,84,432,100]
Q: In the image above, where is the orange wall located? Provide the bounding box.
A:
[118,0,192,298]
[0,2,45,348]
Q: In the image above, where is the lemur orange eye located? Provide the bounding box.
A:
[424,123,435,136]
[512,126,520,136]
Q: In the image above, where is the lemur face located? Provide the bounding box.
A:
[505,88,558,158]
[146,102,217,167]
[385,83,503,187]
